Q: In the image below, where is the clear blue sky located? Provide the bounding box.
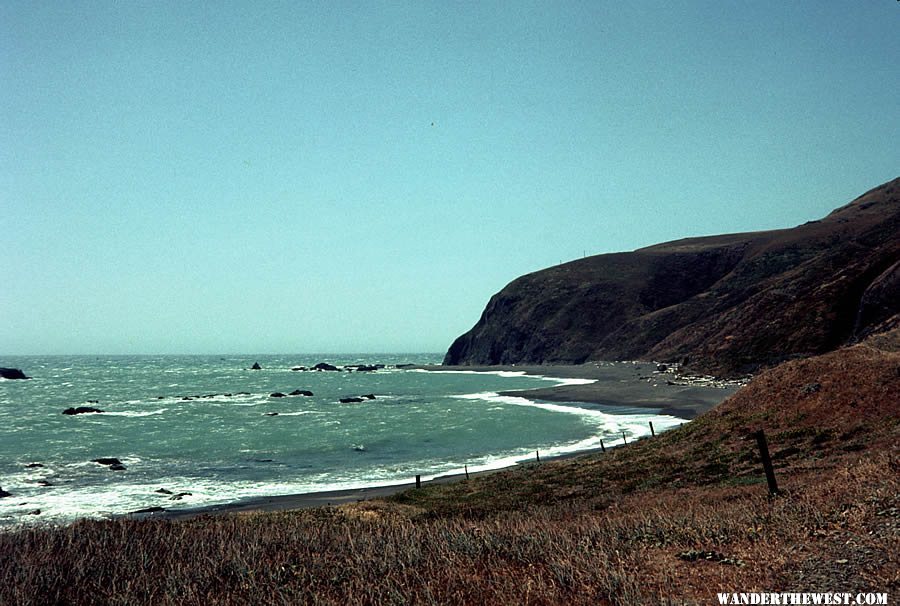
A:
[1,1,897,355]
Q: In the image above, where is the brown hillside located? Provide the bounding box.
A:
[445,177,900,376]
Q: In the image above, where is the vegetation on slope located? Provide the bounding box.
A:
[1,342,897,604]
[445,178,900,376]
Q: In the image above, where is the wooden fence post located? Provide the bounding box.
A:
[464,464,469,480]
[600,439,605,453]
[649,421,655,437]
[536,450,541,463]
[753,430,779,496]
[622,431,627,444]
[415,474,421,489]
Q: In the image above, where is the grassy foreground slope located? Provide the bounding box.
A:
[1,342,898,605]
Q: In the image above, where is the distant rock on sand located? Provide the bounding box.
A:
[0,368,30,380]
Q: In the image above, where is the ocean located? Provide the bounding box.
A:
[0,354,685,527]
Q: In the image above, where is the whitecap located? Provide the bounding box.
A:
[102,409,168,418]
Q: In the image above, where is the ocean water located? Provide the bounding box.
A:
[0,354,684,527]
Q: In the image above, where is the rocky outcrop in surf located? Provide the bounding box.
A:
[0,368,30,380]
[445,178,900,376]
[63,407,104,415]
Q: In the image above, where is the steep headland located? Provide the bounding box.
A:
[445,178,900,376]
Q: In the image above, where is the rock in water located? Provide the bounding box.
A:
[0,486,11,498]
[289,389,313,396]
[250,362,262,370]
[0,368,30,380]
[313,362,339,371]
[339,397,365,404]
[93,458,122,466]
[63,407,104,415]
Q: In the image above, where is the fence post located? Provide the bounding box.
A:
[622,431,627,445]
[536,450,541,463]
[415,474,421,489]
[464,464,469,480]
[600,439,605,453]
[753,430,779,496]
[649,421,655,437]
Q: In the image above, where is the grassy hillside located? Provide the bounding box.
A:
[2,342,897,604]
[445,178,900,376]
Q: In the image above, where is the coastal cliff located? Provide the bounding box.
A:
[445,178,900,376]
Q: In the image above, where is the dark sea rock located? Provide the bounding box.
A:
[63,406,104,415]
[168,492,192,501]
[93,458,122,466]
[251,362,262,370]
[108,464,127,471]
[313,362,339,371]
[270,392,286,398]
[25,463,44,469]
[291,366,308,371]
[0,368,30,380]
[339,397,365,404]
[264,412,279,416]
[155,488,174,495]
[0,486,11,498]
[444,177,900,376]
[28,509,41,515]
[362,393,376,400]
[289,389,313,396]
[354,365,379,372]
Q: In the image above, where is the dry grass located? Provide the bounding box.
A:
[1,344,897,604]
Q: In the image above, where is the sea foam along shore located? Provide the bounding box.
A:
[152,362,741,521]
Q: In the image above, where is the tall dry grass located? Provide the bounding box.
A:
[1,452,896,605]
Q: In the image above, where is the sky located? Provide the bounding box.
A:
[1,1,898,355]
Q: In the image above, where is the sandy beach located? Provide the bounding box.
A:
[149,362,742,520]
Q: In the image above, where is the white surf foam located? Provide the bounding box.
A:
[103,408,168,418]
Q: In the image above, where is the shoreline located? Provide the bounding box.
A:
[144,362,740,521]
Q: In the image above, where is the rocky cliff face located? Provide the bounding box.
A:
[444,178,900,376]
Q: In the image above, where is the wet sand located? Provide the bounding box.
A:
[148,362,741,521]
[414,362,743,419]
